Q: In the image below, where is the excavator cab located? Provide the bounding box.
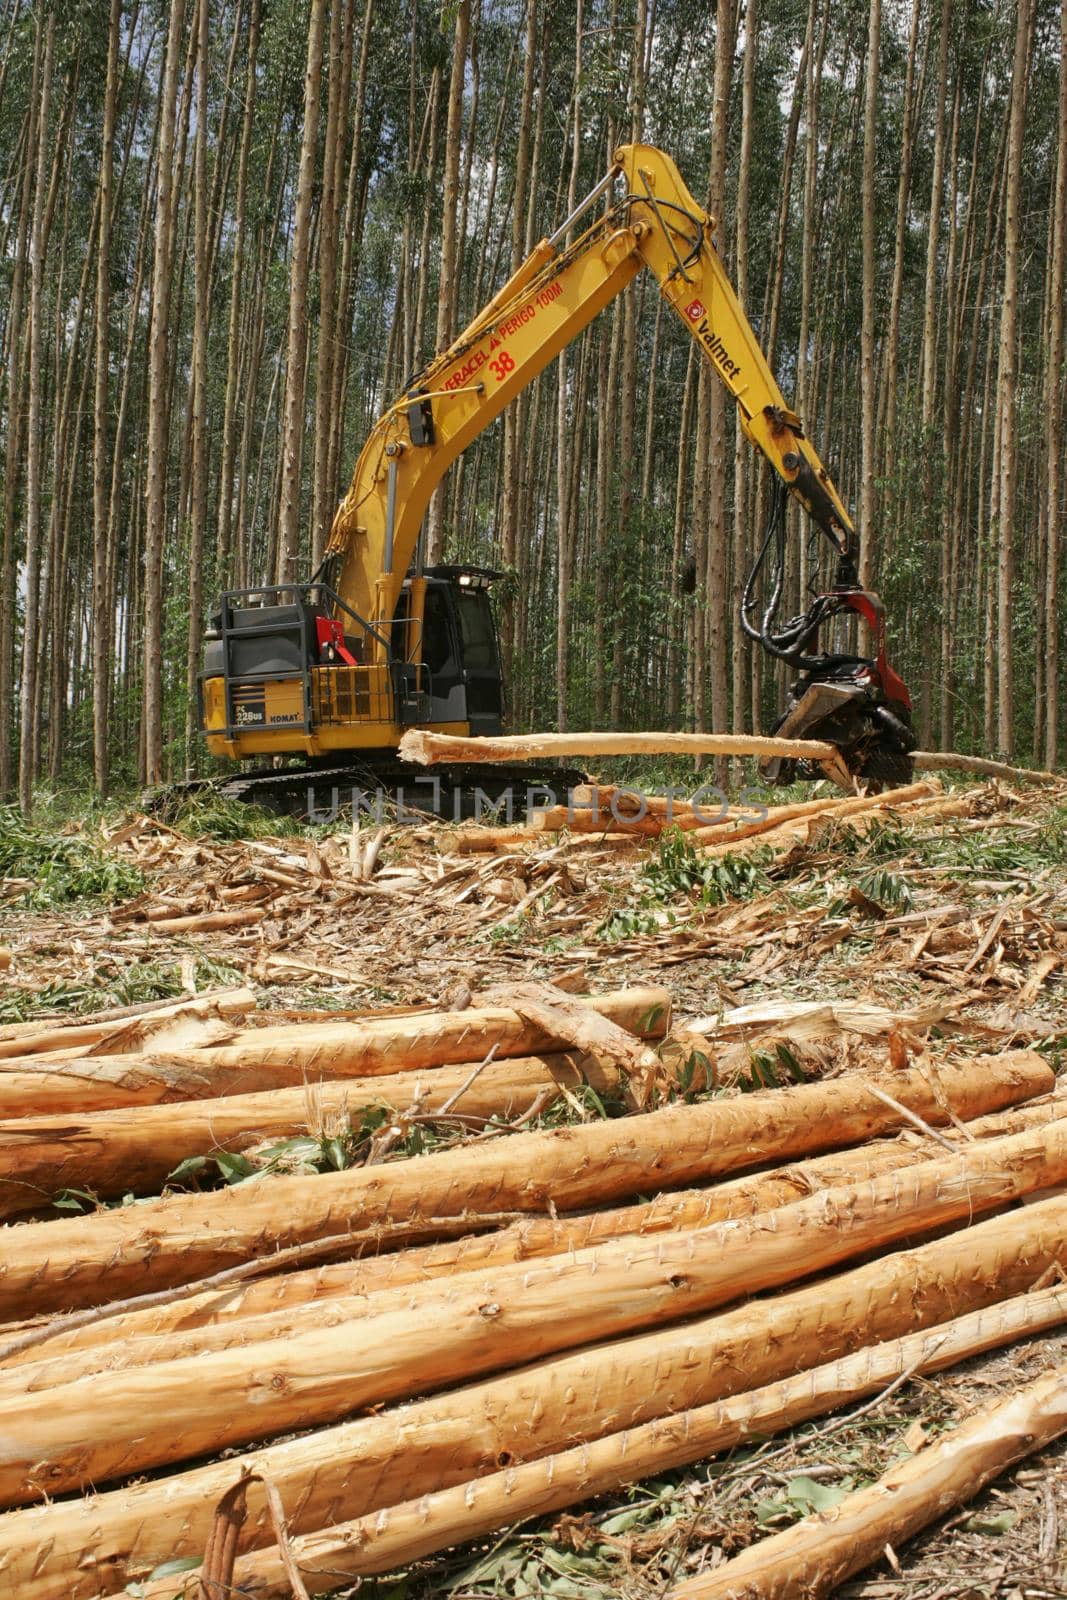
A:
[199,567,505,762]
[399,567,505,738]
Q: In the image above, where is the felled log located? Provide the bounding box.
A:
[913,749,1062,786]
[447,824,653,852]
[19,1078,1063,1386]
[145,907,267,935]
[0,987,256,1060]
[687,994,966,1039]
[143,1283,1067,1599]
[699,788,973,859]
[7,1195,1067,1600]
[671,1355,1067,1599]
[0,1052,620,1217]
[0,1053,1047,1319]
[5,1115,1067,1502]
[399,729,840,765]
[688,783,935,844]
[0,986,669,1118]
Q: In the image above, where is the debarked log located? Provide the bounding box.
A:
[0,986,669,1117]
[5,1194,1067,1600]
[0,1052,1048,1319]
[4,1114,1067,1504]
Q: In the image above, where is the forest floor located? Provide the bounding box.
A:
[1,773,1066,1598]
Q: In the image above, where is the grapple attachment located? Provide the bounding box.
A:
[759,589,916,791]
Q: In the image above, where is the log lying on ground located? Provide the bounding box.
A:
[0,1052,1047,1319]
[7,1195,1067,1600]
[0,986,669,1118]
[144,1283,1067,1600]
[16,1076,1064,1387]
[671,1354,1067,1599]
[399,729,841,765]
[687,994,967,1039]
[689,781,936,846]
[913,749,1063,786]
[6,1114,1067,1504]
[0,1052,621,1217]
[0,987,256,1060]
[699,789,974,859]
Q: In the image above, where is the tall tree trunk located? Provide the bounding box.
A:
[91,0,122,795]
[1044,0,1066,768]
[276,0,327,584]
[184,0,211,773]
[310,0,349,566]
[995,0,1036,757]
[143,0,187,785]
[704,0,735,772]
[17,14,54,815]
[916,0,953,748]
[858,0,879,592]
[426,0,470,566]
[0,33,37,801]
[732,0,758,742]
[216,0,261,585]
[556,2,582,729]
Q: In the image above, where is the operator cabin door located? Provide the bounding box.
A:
[422,584,467,727]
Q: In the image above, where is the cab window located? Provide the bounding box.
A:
[456,590,498,672]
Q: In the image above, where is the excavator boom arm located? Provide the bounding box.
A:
[325,144,857,661]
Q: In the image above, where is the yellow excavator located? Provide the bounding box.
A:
[199,144,914,808]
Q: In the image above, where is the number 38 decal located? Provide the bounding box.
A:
[489,351,515,381]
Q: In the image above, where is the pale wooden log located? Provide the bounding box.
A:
[6,1196,1067,1600]
[0,1052,620,1217]
[447,825,655,853]
[0,1054,1047,1320]
[142,1284,1067,1599]
[913,750,1063,785]
[0,988,256,1060]
[687,994,965,1039]
[0,986,669,1118]
[5,1113,1066,1504]
[16,1080,1064,1386]
[671,1355,1067,1599]
[146,907,268,934]
[700,790,972,859]
[690,781,936,847]
[687,785,932,843]
[399,729,841,764]
[570,784,709,818]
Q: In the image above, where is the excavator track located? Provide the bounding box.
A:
[147,760,590,825]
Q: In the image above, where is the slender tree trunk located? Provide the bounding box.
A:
[556,3,582,729]
[0,34,37,801]
[996,0,1036,756]
[276,0,327,584]
[142,0,187,784]
[1044,0,1066,767]
[216,0,261,584]
[704,0,735,770]
[310,0,348,566]
[184,0,211,773]
[91,0,122,795]
[858,0,879,591]
[17,14,54,815]
[426,0,470,566]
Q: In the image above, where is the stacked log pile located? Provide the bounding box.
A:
[0,973,1065,1599]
